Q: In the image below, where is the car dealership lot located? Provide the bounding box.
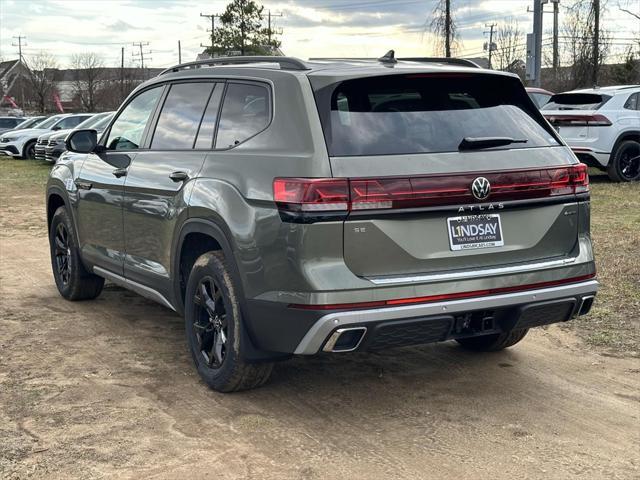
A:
[1,160,638,479]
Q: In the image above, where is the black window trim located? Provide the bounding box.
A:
[212,79,274,152]
[100,84,168,153]
[623,92,639,111]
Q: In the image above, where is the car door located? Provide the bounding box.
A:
[122,81,223,295]
[75,86,164,275]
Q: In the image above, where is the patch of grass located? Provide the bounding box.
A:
[0,157,51,196]
[562,170,640,357]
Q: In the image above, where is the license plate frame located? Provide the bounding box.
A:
[447,214,505,251]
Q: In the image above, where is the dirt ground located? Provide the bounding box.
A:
[1,160,639,479]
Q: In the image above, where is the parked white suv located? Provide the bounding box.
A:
[542,85,640,182]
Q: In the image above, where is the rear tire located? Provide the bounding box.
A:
[456,328,529,352]
[607,140,640,182]
[49,206,104,300]
[185,251,273,392]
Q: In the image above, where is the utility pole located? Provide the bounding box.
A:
[120,46,125,99]
[11,35,26,63]
[484,23,497,69]
[178,40,182,64]
[266,10,283,45]
[444,0,451,57]
[552,0,560,74]
[532,0,543,87]
[200,13,220,55]
[592,0,600,85]
[132,42,151,79]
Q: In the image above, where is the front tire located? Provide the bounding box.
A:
[22,140,36,160]
[49,206,104,300]
[456,328,529,352]
[185,251,273,392]
[607,140,640,182]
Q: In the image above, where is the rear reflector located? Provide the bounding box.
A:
[544,114,612,127]
[289,273,596,310]
[273,164,589,213]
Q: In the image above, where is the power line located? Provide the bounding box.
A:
[12,35,27,63]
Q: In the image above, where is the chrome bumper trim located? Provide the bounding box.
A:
[367,257,577,285]
[293,280,599,355]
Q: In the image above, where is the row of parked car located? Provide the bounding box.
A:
[0,112,114,162]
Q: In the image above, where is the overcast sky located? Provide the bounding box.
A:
[0,0,638,69]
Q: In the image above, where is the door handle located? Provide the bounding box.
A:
[74,180,92,190]
[112,168,128,178]
[169,171,189,182]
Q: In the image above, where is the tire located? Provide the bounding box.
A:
[49,206,104,300]
[607,140,640,182]
[185,251,273,392]
[22,140,36,160]
[456,328,529,352]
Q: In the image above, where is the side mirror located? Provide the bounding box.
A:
[65,129,98,153]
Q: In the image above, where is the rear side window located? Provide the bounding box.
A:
[151,82,214,150]
[57,116,91,129]
[215,83,270,149]
[624,93,638,110]
[313,74,559,157]
[542,93,612,111]
[0,118,21,128]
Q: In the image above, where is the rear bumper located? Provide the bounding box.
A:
[245,279,598,355]
[571,147,609,168]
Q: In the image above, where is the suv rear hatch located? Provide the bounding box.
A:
[294,71,588,279]
[541,92,613,144]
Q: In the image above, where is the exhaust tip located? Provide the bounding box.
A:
[323,327,367,353]
[577,295,595,316]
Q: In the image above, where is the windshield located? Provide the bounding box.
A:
[313,74,560,157]
[16,117,45,129]
[0,118,22,128]
[92,113,114,131]
[36,115,64,129]
[75,112,112,130]
[542,93,612,111]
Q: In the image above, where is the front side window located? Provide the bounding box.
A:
[0,118,21,128]
[215,83,270,149]
[151,82,214,150]
[106,87,162,150]
[314,74,559,157]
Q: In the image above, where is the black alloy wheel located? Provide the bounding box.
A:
[53,222,72,286]
[618,142,640,181]
[192,276,228,369]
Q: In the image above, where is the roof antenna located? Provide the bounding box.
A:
[378,50,397,65]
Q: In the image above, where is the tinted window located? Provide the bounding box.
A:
[194,84,224,149]
[215,83,270,149]
[152,82,214,150]
[0,118,21,128]
[36,116,63,129]
[106,87,162,150]
[623,93,638,110]
[529,92,552,108]
[314,74,559,157]
[542,93,612,111]
[57,115,91,129]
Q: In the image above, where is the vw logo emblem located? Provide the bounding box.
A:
[471,177,491,201]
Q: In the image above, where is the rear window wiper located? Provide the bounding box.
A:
[458,137,528,151]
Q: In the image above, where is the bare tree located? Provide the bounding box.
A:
[559,1,611,90]
[23,51,58,114]
[493,19,525,72]
[70,52,106,112]
[428,0,459,57]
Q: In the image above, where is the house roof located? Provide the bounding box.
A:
[0,59,20,79]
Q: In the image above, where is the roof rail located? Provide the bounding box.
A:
[308,55,481,69]
[158,56,310,76]
[398,57,481,68]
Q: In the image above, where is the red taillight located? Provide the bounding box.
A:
[544,114,612,127]
[273,178,349,212]
[273,164,589,214]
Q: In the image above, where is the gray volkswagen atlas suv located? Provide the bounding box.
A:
[46,54,598,392]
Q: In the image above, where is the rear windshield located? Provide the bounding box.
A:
[542,93,611,111]
[312,74,559,157]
